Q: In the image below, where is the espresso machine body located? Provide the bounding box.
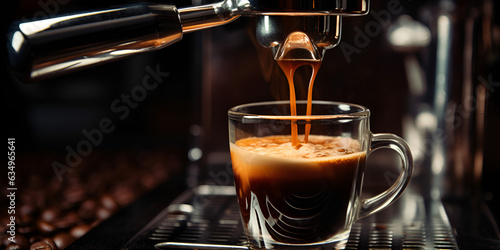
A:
[3,0,500,249]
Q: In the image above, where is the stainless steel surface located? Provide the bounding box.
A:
[396,0,497,201]
[178,3,240,33]
[242,0,369,15]
[6,0,369,81]
[123,184,459,249]
[255,15,341,60]
[6,4,183,81]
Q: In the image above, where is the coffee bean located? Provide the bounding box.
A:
[41,208,59,223]
[30,241,52,250]
[29,236,42,244]
[63,185,86,204]
[40,238,56,250]
[36,220,56,235]
[70,224,90,239]
[19,214,35,226]
[54,212,80,229]
[15,215,30,227]
[5,243,22,250]
[18,225,36,234]
[78,200,97,221]
[52,233,74,249]
[20,204,36,217]
[100,195,117,212]
[96,207,111,220]
[112,185,136,206]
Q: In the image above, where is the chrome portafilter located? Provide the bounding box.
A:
[255,15,342,61]
[6,0,369,81]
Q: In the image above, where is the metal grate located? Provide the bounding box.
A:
[123,185,459,249]
[151,195,246,246]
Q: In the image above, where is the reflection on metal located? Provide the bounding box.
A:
[256,15,342,61]
[394,0,492,201]
[388,15,431,50]
[8,0,369,81]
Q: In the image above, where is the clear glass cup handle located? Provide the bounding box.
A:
[358,133,414,220]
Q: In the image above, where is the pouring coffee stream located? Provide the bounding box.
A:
[278,59,322,147]
[274,31,323,147]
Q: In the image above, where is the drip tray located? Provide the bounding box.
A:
[123,185,459,249]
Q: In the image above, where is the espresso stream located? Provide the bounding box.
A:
[231,60,365,245]
[277,60,322,147]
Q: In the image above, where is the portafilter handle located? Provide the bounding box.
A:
[6,2,240,82]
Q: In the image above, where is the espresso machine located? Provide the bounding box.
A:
[3,0,499,249]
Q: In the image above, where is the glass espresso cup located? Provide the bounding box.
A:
[228,101,413,249]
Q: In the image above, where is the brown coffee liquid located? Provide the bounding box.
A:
[231,135,365,244]
[277,60,322,147]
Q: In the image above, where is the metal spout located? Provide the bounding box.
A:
[255,15,341,61]
[275,31,322,61]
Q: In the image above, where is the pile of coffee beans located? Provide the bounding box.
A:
[1,149,183,250]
